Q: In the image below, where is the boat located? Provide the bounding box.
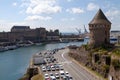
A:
[110,36,117,41]
[59,39,69,43]
[0,47,6,52]
[35,43,42,46]
[5,45,18,50]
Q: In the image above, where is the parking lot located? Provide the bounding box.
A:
[39,48,73,80]
[33,48,98,80]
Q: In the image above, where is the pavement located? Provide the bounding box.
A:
[54,48,103,80]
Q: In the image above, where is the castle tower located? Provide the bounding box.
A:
[89,9,111,48]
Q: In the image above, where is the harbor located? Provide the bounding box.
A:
[0,41,88,80]
[0,0,120,79]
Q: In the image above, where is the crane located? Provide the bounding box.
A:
[76,28,81,35]
[84,25,88,34]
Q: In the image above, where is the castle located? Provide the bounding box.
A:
[89,9,111,48]
[0,26,60,44]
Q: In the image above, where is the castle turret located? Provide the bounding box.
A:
[89,9,111,48]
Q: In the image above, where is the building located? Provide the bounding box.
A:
[0,26,60,44]
[89,9,111,48]
[110,30,120,38]
[46,29,60,41]
[11,26,30,32]
[0,26,60,43]
[9,27,46,43]
[33,55,46,65]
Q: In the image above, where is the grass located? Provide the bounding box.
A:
[112,59,120,70]
[31,74,44,80]
[112,48,120,57]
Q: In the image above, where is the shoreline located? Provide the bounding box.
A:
[0,40,85,52]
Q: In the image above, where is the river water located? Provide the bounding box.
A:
[0,39,88,80]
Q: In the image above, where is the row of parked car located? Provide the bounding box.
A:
[40,48,73,80]
[44,71,73,80]
[42,64,64,72]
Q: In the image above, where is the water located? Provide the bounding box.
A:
[0,40,88,80]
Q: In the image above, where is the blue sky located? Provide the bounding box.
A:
[0,0,120,33]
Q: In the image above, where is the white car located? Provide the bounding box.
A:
[42,66,46,72]
[65,71,69,75]
[60,70,65,78]
[51,65,55,71]
[55,73,59,79]
[65,71,69,78]
[44,74,49,80]
[51,76,56,80]
[50,73,56,80]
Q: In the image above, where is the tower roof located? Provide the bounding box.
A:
[89,9,111,25]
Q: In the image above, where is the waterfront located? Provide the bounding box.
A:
[0,40,88,80]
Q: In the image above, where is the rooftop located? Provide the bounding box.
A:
[89,9,111,25]
[11,26,30,29]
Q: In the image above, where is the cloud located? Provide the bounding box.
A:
[105,9,120,20]
[22,0,62,14]
[12,2,17,6]
[66,8,84,14]
[87,3,99,11]
[25,15,52,21]
[105,10,120,16]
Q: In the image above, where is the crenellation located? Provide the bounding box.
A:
[89,9,111,48]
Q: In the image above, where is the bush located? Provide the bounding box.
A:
[82,44,90,50]
[112,48,120,56]
[19,74,29,80]
[103,65,110,73]
[112,59,120,70]
[31,74,44,80]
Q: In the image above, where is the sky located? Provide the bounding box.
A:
[0,0,120,33]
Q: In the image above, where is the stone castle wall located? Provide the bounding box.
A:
[89,24,111,48]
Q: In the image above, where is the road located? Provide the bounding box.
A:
[54,48,100,80]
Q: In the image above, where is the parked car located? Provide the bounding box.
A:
[65,71,69,75]
[60,70,65,78]
[51,65,55,71]
[50,73,56,80]
[55,64,60,70]
[44,74,49,80]
[42,66,46,72]
[46,65,51,71]
[69,76,73,80]
[65,71,69,78]
[59,64,64,70]
[51,76,56,80]
[62,75,67,80]
[55,73,59,79]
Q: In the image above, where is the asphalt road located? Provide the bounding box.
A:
[54,48,101,80]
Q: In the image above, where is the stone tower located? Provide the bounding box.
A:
[89,9,111,48]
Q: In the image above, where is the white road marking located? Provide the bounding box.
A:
[61,51,90,80]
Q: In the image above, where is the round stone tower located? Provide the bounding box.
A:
[89,9,111,48]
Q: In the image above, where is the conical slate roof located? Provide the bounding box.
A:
[89,9,111,25]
